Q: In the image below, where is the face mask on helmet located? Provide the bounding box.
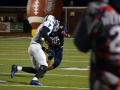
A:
[53,20,60,32]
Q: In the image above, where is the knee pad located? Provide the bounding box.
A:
[35,65,47,78]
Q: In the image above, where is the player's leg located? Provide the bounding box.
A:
[30,44,48,86]
[46,47,54,70]
[47,48,63,71]
[11,64,37,78]
[47,55,54,70]
[11,45,37,78]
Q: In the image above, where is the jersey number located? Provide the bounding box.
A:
[110,26,120,52]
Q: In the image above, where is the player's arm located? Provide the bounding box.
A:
[42,46,54,56]
[61,27,70,38]
[41,26,56,45]
[41,26,52,43]
[62,31,70,38]
[74,11,91,52]
[42,46,47,52]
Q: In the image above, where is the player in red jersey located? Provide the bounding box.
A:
[74,0,120,90]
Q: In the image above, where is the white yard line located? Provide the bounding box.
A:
[60,67,89,71]
[0,58,89,62]
[0,73,88,77]
[0,54,90,57]
[0,84,89,90]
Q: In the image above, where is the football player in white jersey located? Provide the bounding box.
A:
[11,15,59,86]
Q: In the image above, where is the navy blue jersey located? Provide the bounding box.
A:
[74,1,120,90]
[49,26,68,48]
[47,26,69,69]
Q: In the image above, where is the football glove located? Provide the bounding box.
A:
[45,49,54,56]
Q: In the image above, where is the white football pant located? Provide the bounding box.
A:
[28,43,48,70]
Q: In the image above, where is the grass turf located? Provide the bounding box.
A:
[0,37,90,90]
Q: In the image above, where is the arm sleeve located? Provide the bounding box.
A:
[64,27,68,34]
[41,26,52,43]
[74,12,91,52]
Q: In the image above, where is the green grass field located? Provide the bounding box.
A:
[0,37,90,90]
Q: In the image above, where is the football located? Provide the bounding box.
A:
[26,0,63,29]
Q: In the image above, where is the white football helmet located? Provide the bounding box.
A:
[45,15,56,26]
[45,15,59,32]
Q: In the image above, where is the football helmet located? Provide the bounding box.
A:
[45,15,56,26]
[45,15,59,32]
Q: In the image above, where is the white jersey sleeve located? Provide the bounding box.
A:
[30,18,56,45]
[43,21,54,34]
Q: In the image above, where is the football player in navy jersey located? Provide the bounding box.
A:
[11,15,59,86]
[74,0,120,90]
[44,22,70,71]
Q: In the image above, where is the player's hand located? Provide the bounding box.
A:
[62,31,66,36]
[61,46,64,48]
[62,31,70,38]
[45,49,54,56]
[51,40,59,46]
[66,34,70,38]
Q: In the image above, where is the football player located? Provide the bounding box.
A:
[74,0,120,90]
[11,15,59,86]
[44,22,70,71]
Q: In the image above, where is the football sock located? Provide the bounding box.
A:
[32,77,38,81]
[17,66,22,70]
[22,67,37,74]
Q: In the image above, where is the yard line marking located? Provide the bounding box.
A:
[0,58,30,60]
[0,50,28,54]
[0,51,82,53]
[0,73,88,77]
[60,67,89,70]
[0,58,89,62]
[0,54,26,56]
[0,63,89,67]
[0,84,89,90]
[0,54,90,58]
[0,58,89,60]
[0,63,90,70]
[47,74,88,77]
[0,45,28,46]
[0,37,31,40]
[0,37,73,40]
[64,60,89,62]
[0,80,7,82]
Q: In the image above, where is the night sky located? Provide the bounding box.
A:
[0,0,94,7]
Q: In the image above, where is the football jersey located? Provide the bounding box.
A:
[30,21,55,45]
[49,26,68,47]
[74,1,120,90]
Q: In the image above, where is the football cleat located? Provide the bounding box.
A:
[30,80,43,86]
[11,64,18,78]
